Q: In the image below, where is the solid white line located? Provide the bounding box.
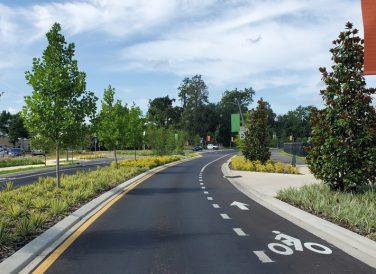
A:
[212,204,220,208]
[201,186,206,189]
[207,197,213,201]
[200,153,232,173]
[233,228,248,236]
[203,191,209,194]
[253,251,274,263]
[220,214,231,219]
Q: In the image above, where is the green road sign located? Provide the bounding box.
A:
[231,113,240,133]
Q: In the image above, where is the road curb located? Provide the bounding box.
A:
[221,160,376,269]
[0,156,198,274]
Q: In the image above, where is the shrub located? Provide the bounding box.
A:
[0,222,10,246]
[230,156,297,174]
[307,22,376,191]
[115,156,181,169]
[15,217,35,237]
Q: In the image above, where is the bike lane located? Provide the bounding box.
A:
[200,156,375,273]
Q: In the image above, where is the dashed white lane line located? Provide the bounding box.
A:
[199,179,203,182]
[212,204,220,208]
[220,214,231,219]
[253,251,274,263]
[207,197,213,201]
[201,186,206,189]
[200,183,204,185]
[203,191,209,194]
[233,228,248,236]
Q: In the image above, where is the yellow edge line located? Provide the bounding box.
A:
[32,171,156,274]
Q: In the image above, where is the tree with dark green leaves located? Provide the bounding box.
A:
[146,96,182,128]
[217,87,255,146]
[97,85,128,168]
[0,110,11,135]
[242,98,270,162]
[8,113,28,146]
[23,23,97,187]
[307,22,376,191]
[178,75,209,141]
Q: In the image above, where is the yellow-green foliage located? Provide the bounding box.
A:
[115,155,182,169]
[78,153,106,160]
[0,165,143,253]
[230,156,297,174]
[277,184,376,240]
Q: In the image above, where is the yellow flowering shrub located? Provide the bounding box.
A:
[115,156,182,169]
[230,156,297,174]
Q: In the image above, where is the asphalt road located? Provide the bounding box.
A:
[0,158,116,190]
[34,151,374,274]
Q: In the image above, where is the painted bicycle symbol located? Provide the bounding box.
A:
[268,231,332,255]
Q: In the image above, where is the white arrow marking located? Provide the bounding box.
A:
[253,251,274,263]
[230,201,250,210]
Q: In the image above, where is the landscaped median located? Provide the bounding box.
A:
[0,157,45,168]
[277,184,376,241]
[230,155,297,174]
[0,154,192,262]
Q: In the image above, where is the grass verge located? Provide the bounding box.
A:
[0,158,45,168]
[277,184,376,241]
[230,155,297,174]
[0,154,187,262]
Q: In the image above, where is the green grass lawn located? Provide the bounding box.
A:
[277,184,376,241]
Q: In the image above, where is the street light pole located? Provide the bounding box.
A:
[235,98,246,127]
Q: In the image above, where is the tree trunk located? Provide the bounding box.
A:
[71,150,74,164]
[66,149,69,161]
[114,149,118,169]
[44,154,47,166]
[56,144,61,188]
[134,146,136,160]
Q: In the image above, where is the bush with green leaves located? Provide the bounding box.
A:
[307,22,376,191]
[147,127,186,155]
[242,98,271,163]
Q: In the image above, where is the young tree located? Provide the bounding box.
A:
[128,105,143,159]
[97,85,128,168]
[242,98,271,162]
[23,23,97,187]
[307,22,376,191]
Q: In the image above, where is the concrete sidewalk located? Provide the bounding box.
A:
[222,161,376,269]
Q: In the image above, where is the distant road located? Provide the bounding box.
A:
[0,157,116,190]
[270,148,306,165]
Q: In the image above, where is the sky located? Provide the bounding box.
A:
[0,0,375,115]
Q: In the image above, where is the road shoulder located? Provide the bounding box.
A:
[221,160,376,269]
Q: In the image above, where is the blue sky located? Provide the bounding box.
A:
[0,0,375,115]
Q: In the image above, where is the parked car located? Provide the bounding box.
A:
[192,146,203,151]
[0,148,8,156]
[31,149,46,156]
[207,144,219,150]
[8,148,25,157]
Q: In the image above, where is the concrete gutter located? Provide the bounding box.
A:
[0,156,198,274]
[221,160,376,269]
